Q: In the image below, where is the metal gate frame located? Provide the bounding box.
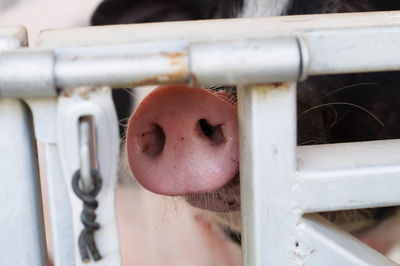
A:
[1,10,400,266]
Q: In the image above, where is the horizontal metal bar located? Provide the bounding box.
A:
[1,37,301,94]
[54,41,189,88]
[0,49,56,97]
[1,11,399,95]
[295,139,400,212]
[190,38,301,86]
[304,26,400,75]
[37,11,400,76]
[296,167,400,212]
[298,139,400,172]
[37,11,400,48]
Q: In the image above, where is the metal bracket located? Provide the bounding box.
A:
[57,86,121,266]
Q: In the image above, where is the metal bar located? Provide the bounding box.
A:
[0,24,47,266]
[25,98,75,266]
[37,11,400,48]
[298,214,396,265]
[0,99,48,266]
[34,11,400,80]
[0,11,398,96]
[296,168,400,213]
[79,117,94,193]
[43,143,75,266]
[190,37,301,86]
[295,139,400,212]
[35,21,400,87]
[54,43,189,88]
[0,49,56,97]
[53,37,301,87]
[0,37,301,94]
[303,26,400,75]
[238,83,298,266]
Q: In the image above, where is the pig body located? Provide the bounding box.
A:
[92,0,400,255]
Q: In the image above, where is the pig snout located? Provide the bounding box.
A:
[127,85,239,196]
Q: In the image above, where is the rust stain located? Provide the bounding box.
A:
[62,88,74,97]
[114,70,187,88]
[61,87,97,98]
[160,51,187,66]
[135,70,187,86]
[67,51,188,88]
[252,82,291,97]
[160,51,186,59]
[272,82,284,88]
[117,51,188,87]
[78,87,96,99]
[272,82,291,90]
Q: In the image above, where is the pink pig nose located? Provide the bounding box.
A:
[126,85,239,196]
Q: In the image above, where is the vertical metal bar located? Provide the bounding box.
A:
[25,99,75,266]
[238,83,299,266]
[43,144,75,266]
[0,100,47,266]
[79,116,95,193]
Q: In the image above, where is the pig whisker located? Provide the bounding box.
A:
[121,88,137,98]
[118,117,130,127]
[326,111,350,131]
[312,105,340,132]
[299,139,318,145]
[119,117,130,122]
[209,85,237,99]
[316,82,379,103]
[299,137,329,146]
[300,102,385,127]
[327,105,338,128]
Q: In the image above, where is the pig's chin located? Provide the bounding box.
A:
[185,172,240,212]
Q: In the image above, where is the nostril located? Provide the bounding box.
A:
[198,119,225,146]
[140,124,165,157]
[127,85,239,196]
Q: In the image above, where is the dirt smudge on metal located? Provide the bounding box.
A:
[252,82,292,97]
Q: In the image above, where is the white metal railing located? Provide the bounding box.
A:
[0,26,48,266]
[1,10,400,266]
